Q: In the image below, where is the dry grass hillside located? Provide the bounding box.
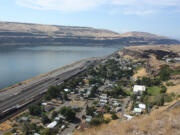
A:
[119,32,167,39]
[0,21,179,45]
[74,103,180,135]
[124,45,180,55]
[0,21,119,38]
[120,45,180,73]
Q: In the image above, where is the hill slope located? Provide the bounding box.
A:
[0,21,179,46]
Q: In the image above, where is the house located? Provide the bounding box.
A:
[99,102,106,107]
[55,116,61,121]
[133,108,142,114]
[138,103,146,110]
[124,114,133,120]
[85,116,92,122]
[19,117,29,122]
[100,94,108,100]
[86,90,91,97]
[61,125,66,130]
[115,107,121,112]
[166,58,172,63]
[174,57,180,63]
[77,122,89,130]
[97,107,107,113]
[64,89,70,92]
[58,114,65,120]
[47,121,57,128]
[41,102,47,106]
[113,101,120,106]
[133,85,146,94]
[34,133,40,135]
[100,99,108,104]
[45,105,54,112]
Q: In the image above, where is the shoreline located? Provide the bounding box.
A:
[0,53,111,104]
[0,55,106,122]
[0,47,119,92]
[0,56,102,93]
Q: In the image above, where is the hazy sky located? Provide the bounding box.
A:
[0,0,180,39]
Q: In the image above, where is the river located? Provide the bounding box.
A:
[0,45,123,89]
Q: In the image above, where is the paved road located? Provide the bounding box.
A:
[0,58,99,115]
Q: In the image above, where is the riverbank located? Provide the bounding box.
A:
[0,56,105,102]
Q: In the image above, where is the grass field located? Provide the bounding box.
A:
[147,86,161,96]
[172,69,180,75]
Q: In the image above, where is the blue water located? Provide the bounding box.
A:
[0,45,123,89]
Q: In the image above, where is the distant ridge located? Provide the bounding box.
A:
[0,21,179,46]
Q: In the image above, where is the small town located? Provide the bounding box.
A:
[1,46,180,135]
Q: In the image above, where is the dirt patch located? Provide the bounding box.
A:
[0,120,12,131]
[167,80,180,94]
[133,67,148,79]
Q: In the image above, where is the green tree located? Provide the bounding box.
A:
[47,86,60,99]
[41,129,52,135]
[59,106,76,122]
[159,65,172,81]
[29,104,42,116]
[41,113,50,124]
[51,111,58,119]
[86,105,96,116]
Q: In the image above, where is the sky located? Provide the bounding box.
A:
[0,0,180,39]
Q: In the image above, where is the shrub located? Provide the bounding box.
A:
[160,85,167,93]
[166,82,175,86]
[111,113,118,120]
[90,117,104,126]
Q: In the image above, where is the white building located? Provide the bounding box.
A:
[64,89,70,92]
[133,85,146,94]
[100,94,108,100]
[47,121,57,129]
[138,103,146,110]
[133,108,142,114]
[41,103,47,106]
[86,116,92,122]
[124,114,133,120]
[100,99,108,104]
[34,133,40,135]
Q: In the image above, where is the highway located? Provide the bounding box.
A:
[0,58,100,116]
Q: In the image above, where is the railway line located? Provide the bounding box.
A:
[0,58,100,123]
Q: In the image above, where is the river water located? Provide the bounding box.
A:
[0,45,123,89]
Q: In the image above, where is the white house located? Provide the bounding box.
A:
[100,99,108,104]
[64,89,70,92]
[133,85,146,94]
[41,103,47,106]
[124,114,133,120]
[34,133,40,135]
[86,116,92,122]
[133,108,142,114]
[47,121,57,129]
[100,94,108,100]
[138,103,146,110]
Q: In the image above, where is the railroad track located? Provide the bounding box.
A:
[0,59,98,124]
